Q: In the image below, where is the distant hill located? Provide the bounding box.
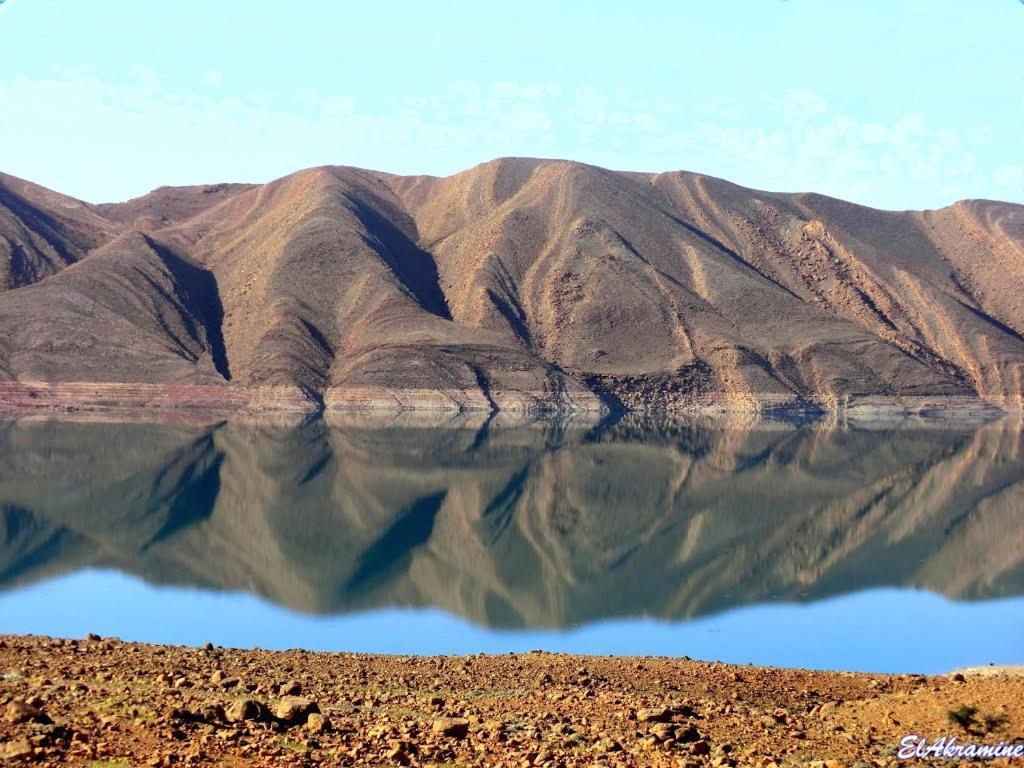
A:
[1,159,1023,415]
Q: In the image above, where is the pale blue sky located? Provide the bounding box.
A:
[0,0,1021,209]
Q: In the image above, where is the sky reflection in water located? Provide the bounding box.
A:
[1,571,1022,673]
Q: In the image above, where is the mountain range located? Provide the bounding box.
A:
[2,159,1023,415]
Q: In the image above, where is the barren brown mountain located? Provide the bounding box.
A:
[2,159,1023,415]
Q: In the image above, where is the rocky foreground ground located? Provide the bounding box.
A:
[0,635,1021,767]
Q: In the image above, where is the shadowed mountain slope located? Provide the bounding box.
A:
[0,172,117,291]
[0,159,1022,414]
[0,232,226,383]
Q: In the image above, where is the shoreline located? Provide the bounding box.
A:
[0,381,1011,422]
[1,634,1021,766]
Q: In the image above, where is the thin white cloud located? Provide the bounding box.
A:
[0,69,1018,209]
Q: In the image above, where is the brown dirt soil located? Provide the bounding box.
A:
[0,635,1021,767]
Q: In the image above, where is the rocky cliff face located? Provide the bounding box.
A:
[1,160,1022,415]
[1,417,1021,628]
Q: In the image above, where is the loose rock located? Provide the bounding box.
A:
[273,696,319,725]
[1,738,34,761]
[305,712,331,733]
[4,700,51,725]
[224,698,263,723]
[636,706,672,723]
[432,716,470,738]
[677,724,701,743]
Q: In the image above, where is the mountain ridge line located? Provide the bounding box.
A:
[0,157,1022,417]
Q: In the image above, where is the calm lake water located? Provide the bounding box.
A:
[0,414,1022,673]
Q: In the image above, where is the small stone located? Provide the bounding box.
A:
[278,680,302,696]
[651,723,675,741]
[200,704,225,723]
[432,716,470,738]
[676,725,701,743]
[273,696,320,725]
[224,698,263,723]
[209,670,225,684]
[4,701,52,725]
[388,739,415,753]
[636,706,672,723]
[594,737,622,754]
[386,745,411,765]
[202,642,214,652]
[169,707,199,723]
[677,703,698,718]
[951,673,966,683]
[304,713,331,733]
[691,740,711,756]
[1,738,34,761]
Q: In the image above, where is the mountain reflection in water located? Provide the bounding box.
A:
[1,414,1022,631]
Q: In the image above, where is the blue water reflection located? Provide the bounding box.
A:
[1,415,1022,672]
